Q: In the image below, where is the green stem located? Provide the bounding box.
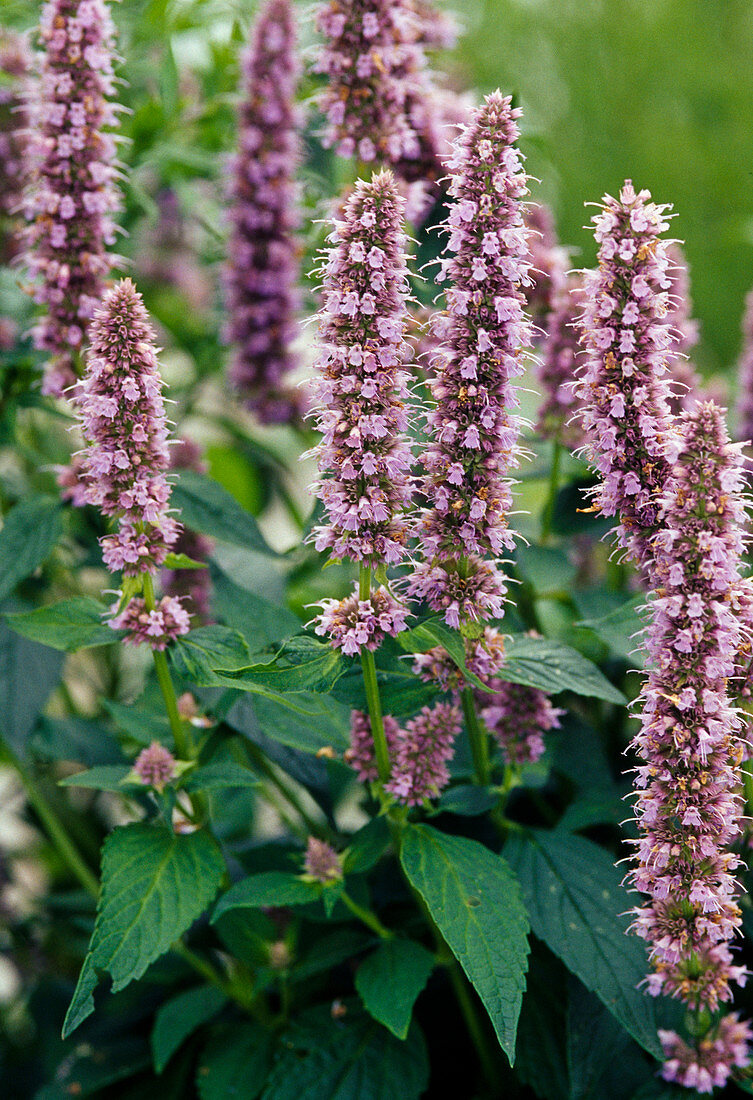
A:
[358,565,391,787]
[447,961,502,1092]
[541,439,562,544]
[461,687,490,786]
[173,942,269,1022]
[0,735,98,899]
[245,742,330,840]
[142,573,192,761]
[340,889,394,939]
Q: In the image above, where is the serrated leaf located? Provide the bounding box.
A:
[576,596,646,663]
[501,635,626,704]
[4,597,118,651]
[210,561,300,650]
[355,939,434,1039]
[226,692,351,755]
[172,471,275,556]
[397,618,492,693]
[152,985,227,1074]
[505,829,662,1058]
[212,872,320,922]
[182,762,260,793]
[217,636,346,696]
[197,1023,273,1099]
[59,765,133,792]
[0,613,64,754]
[63,823,225,1037]
[400,824,529,1062]
[261,1004,428,1100]
[171,625,251,684]
[0,496,62,603]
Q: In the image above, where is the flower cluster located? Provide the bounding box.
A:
[315,587,408,656]
[524,203,568,323]
[630,403,750,1023]
[161,437,214,622]
[476,679,563,766]
[535,272,585,448]
[665,243,702,415]
[408,92,532,625]
[347,710,400,782]
[0,31,31,264]
[303,837,343,882]
[25,0,121,397]
[576,180,679,581]
[659,1015,752,1094]
[133,741,177,789]
[736,286,753,447]
[78,278,179,574]
[310,169,413,569]
[225,0,301,424]
[413,626,507,691]
[111,595,191,650]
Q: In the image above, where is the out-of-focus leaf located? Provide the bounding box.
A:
[0,496,63,603]
[355,939,435,1039]
[172,471,275,555]
[502,635,626,704]
[152,985,227,1074]
[4,596,118,651]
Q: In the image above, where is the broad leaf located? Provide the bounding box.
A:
[226,692,351,756]
[331,666,438,717]
[152,985,227,1073]
[197,1023,273,1099]
[103,698,172,746]
[63,823,225,1037]
[183,762,260,793]
[505,829,662,1058]
[212,872,320,922]
[400,824,529,1062]
[355,939,434,1039]
[217,637,346,696]
[576,596,646,663]
[171,625,251,684]
[32,716,121,766]
[436,785,497,817]
[163,551,208,570]
[210,561,300,650]
[261,1004,428,1100]
[172,471,275,555]
[0,496,62,603]
[59,765,133,792]
[502,635,626,704]
[4,596,118,651]
[0,613,64,754]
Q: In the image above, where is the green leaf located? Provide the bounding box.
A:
[103,699,172,747]
[436,785,497,817]
[182,762,260,793]
[63,822,225,1037]
[163,551,208,570]
[331,666,438,717]
[170,625,251,684]
[501,635,626,704]
[212,872,320,922]
[31,716,121,766]
[517,545,577,598]
[226,692,351,755]
[343,818,390,875]
[152,985,227,1074]
[400,824,529,1062]
[197,1023,273,1099]
[0,496,62,602]
[505,829,662,1058]
[0,615,64,754]
[355,939,435,1039]
[576,596,646,663]
[261,1005,429,1100]
[59,765,133,792]
[217,637,346,697]
[172,471,275,556]
[4,597,118,651]
[397,618,492,693]
[210,561,300,650]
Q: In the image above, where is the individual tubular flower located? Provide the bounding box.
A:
[576,180,679,582]
[225,0,301,424]
[535,272,586,448]
[78,278,179,574]
[161,437,214,622]
[310,169,413,567]
[110,595,191,650]
[476,679,563,766]
[659,1015,752,1094]
[25,0,121,397]
[0,30,31,264]
[346,709,400,782]
[407,92,532,625]
[314,587,409,656]
[303,837,343,882]
[133,741,177,789]
[630,402,750,1024]
[385,702,460,805]
[736,287,753,446]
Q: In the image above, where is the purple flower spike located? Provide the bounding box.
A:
[314,585,409,656]
[477,680,563,767]
[303,837,343,883]
[630,402,750,1020]
[78,278,179,575]
[576,180,680,581]
[524,203,568,323]
[110,595,191,650]
[133,741,177,789]
[385,702,460,805]
[161,438,214,622]
[25,0,121,397]
[660,1015,752,1094]
[310,169,413,568]
[347,709,401,783]
[736,287,753,446]
[225,0,302,424]
[408,91,532,625]
[0,31,32,264]
[664,243,702,415]
[535,272,586,449]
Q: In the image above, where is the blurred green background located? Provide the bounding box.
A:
[4,0,753,382]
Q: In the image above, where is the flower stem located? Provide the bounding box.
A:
[340,889,394,939]
[541,439,562,544]
[0,735,99,899]
[142,572,192,761]
[358,565,392,787]
[461,686,490,786]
